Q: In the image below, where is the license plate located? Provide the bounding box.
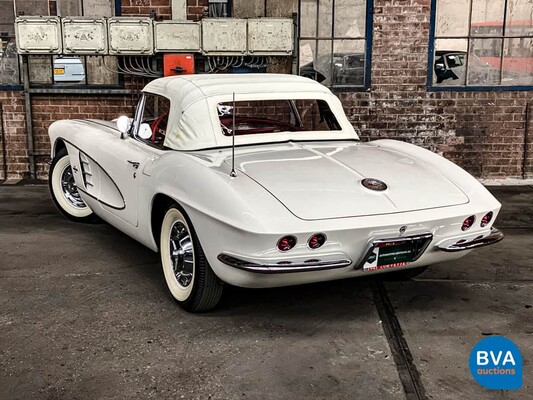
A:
[54,68,65,75]
[361,233,433,271]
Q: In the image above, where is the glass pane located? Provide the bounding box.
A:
[295,100,341,130]
[14,0,49,16]
[29,57,53,84]
[334,0,366,38]
[314,39,333,85]
[87,57,119,85]
[299,39,333,86]
[54,0,81,16]
[299,40,322,81]
[318,0,333,37]
[501,38,533,85]
[467,38,502,85]
[433,39,468,85]
[0,38,20,85]
[506,0,533,36]
[436,0,470,37]
[470,0,505,36]
[332,39,365,86]
[0,0,16,37]
[53,56,86,84]
[300,0,318,37]
[217,100,341,135]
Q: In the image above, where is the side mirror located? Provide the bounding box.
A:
[138,123,152,140]
[116,116,132,135]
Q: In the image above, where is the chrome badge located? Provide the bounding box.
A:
[361,178,388,191]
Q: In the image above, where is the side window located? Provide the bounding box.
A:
[138,93,171,148]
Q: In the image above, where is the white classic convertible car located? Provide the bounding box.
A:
[48,74,503,312]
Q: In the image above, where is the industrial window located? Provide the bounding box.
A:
[0,0,20,87]
[1,0,121,88]
[429,0,533,89]
[298,0,373,91]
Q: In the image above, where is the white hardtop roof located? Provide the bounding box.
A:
[142,74,358,150]
[143,73,332,103]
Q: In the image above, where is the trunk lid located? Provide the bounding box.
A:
[227,142,469,220]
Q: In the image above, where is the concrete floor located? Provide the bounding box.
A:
[0,185,531,399]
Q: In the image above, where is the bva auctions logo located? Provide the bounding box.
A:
[469,336,522,390]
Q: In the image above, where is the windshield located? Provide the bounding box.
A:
[217,99,341,136]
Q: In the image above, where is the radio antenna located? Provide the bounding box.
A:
[230,92,237,178]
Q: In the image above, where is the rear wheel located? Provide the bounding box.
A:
[160,205,224,312]
[49,148,96,223]
[382,266,429,281]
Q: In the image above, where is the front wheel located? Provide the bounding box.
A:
[49,148,96,223]
[160,205,224,312]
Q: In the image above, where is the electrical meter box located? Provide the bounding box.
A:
[202,18,247,55]
[163,54,195,76]
[247,18,293,56]
[15,16,62,54]
[62,17,108,55]
[108,17,153,55]
[154,21,201,53]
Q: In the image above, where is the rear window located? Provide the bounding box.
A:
[217,99,341,136]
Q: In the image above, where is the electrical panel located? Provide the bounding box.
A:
[164,54,195,76]
[62,17,108,55]
[108,17,153,55]
[248,18,293,56]
[202,18,247,55]
[154,21,201,53]
[15,16,62,54]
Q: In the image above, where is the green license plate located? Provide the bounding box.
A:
[362,234,433,272]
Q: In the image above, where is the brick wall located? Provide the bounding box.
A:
[0,91,26,180]
[338,0,531,178]
[187,0,208,21]
[0,0,531,181]
[122,0,172,19]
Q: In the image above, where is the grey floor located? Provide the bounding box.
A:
[0,185,531,399]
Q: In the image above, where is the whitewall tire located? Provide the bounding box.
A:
[49,148,96,222]
[160,205,223,312]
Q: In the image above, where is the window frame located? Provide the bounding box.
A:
[297,0,374,92]
[427,0,533,92]
[132,91,171,150]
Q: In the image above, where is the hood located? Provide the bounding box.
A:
[227,142,469,220]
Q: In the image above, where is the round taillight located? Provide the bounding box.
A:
[461,215,476,231]
[308,233,327,249]
[277,235,297,252]
[480,211,493,227]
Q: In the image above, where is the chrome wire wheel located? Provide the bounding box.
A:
[169,221,194,288]
[161,208,196,302]
[160,205,224,312]
[60,164,86,209]
[49,148,94,221]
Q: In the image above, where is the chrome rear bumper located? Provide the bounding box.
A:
[217,253,352,274]
[437,227,504,252]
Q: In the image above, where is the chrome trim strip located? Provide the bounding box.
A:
[438,228,504,252]
[217,254,352,274]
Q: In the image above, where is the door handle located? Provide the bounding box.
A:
[127,160,140,169]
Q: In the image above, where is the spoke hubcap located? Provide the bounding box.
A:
[169,221,194,287]
[60,165,86,208]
